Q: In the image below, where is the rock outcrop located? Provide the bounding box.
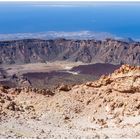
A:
[86,64,140,93]
[82,65,140,116]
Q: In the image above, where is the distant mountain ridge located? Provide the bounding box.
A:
[0,38,139,65]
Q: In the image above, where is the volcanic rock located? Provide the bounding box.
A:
[0,65,140,138]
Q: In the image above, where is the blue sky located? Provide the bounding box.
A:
[0,1,140,39]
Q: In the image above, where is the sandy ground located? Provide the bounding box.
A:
[0,61,84,76]
[1,113,140,139]
[0,90,140,139]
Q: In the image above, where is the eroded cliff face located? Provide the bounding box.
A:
[0,65,140,138]
[0,38,139,65]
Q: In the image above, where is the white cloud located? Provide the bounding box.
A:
[0,31,117,40]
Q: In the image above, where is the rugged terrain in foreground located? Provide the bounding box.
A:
[0,65,140,138]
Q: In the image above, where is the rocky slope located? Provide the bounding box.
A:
[0,38,139,65]
[0,65,140,138]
